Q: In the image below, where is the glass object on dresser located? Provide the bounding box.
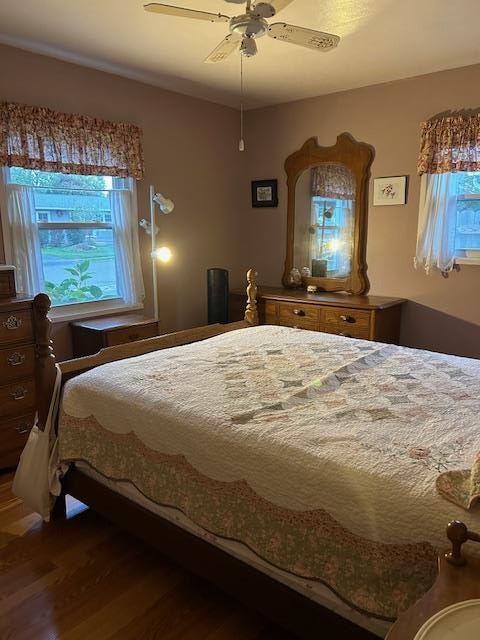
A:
[283,134,373,295]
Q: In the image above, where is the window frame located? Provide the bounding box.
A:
[454,190,480,266]
[0,168,144,322]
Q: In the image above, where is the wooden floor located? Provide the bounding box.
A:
[0,471,294,640]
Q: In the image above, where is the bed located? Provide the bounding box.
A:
[27,270,480,639]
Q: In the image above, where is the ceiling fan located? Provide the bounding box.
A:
[144,0,340,62]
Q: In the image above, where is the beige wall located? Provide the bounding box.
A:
[242,64,480,358]
[0,44,245,359]
[2,43,480,360]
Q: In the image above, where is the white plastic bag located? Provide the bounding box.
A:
[12,366,62,521]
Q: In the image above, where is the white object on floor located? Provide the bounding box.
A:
[414,600,480,640]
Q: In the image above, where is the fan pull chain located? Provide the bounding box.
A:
[239,53,245,152]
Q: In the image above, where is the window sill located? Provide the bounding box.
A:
[49,299,145,323]
[455,257,480,266]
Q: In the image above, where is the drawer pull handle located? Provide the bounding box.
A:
[9,387,28,401]
[3,315,23,330]
[7,352,26,366]
[15,423,30,435]
[340,315,356,324]
[128,333,140,341]
[293,309,305,317]
[339,332,352,338]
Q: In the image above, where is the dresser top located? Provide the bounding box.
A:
[0,295,34,310]
[232,287,406,310]
[71,313,157,332]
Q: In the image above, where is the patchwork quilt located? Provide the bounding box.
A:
[57,325,480,620]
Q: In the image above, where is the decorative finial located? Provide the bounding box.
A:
[245,268,259,326]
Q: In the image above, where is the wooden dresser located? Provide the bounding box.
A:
[71,314,159,357]
[230,287,406,344]
[0,296,37,468]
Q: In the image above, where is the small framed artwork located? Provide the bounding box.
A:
[373,176,408,206]
[251,179,278,208]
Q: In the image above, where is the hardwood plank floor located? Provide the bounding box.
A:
[0,471,294,640]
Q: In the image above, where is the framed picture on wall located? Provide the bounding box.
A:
[251,179,278,208]
[373,176,408,206]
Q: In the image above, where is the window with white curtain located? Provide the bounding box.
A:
[416,111,480,275]
[0,167,144,320]
[416,171,480,274]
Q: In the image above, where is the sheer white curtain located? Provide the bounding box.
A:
[4,181,44,295]
[110,180,145,306]
[415,173,459,274]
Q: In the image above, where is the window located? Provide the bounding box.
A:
[1,167,144,319]
[454,172,480,261]
[310,196,352,274]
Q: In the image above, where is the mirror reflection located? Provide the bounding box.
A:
[294,163,356,280]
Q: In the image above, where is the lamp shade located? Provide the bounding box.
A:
[153,192,175,214]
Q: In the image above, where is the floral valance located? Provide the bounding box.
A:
[311,163,355,201]
[0,101,144,179]
[417,112,480,175]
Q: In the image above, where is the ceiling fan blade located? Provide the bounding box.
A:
[204,34,241,63]
[267,0,296,15]
[268,23,340,51]
[144,3,230,23]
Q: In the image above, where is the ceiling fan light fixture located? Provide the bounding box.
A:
[240,36,257,58]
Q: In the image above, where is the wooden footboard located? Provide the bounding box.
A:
[33,268,259,433]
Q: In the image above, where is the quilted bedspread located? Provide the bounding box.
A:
[57,325,480,620]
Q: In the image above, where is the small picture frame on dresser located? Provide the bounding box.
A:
[0,266,16,298]
[251,179,278,208]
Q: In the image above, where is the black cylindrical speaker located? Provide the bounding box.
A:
[207,268,229,325]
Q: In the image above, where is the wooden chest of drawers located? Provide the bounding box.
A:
[0,296,37,468]
[71,314,159,357]
[230,287,405,344]
[0,266,16,298]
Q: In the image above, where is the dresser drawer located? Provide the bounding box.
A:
[0,344,35,383]
[278,302,319,330]
[0,310,34,345]
[0,379,36,418]
[0,413,34,467]
[321,324,371,340]
[106,322,158,347]
[323,306,371,331]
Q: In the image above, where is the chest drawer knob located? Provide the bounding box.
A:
[128,333,140,341]
[9,387,28,401]
[7,352,26,366]
[3,315,23,330]
[293,309,305,316]
[340,314,356,323]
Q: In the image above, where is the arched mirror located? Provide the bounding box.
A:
[283,134,374,295]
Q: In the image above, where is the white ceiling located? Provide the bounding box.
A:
[0,0,479,109]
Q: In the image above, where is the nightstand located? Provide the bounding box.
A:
[387,521,480,639]
[70,314,159,357]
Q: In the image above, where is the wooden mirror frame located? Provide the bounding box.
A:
[282,133,374,294]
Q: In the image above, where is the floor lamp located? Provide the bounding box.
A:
[139,185,174,323]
